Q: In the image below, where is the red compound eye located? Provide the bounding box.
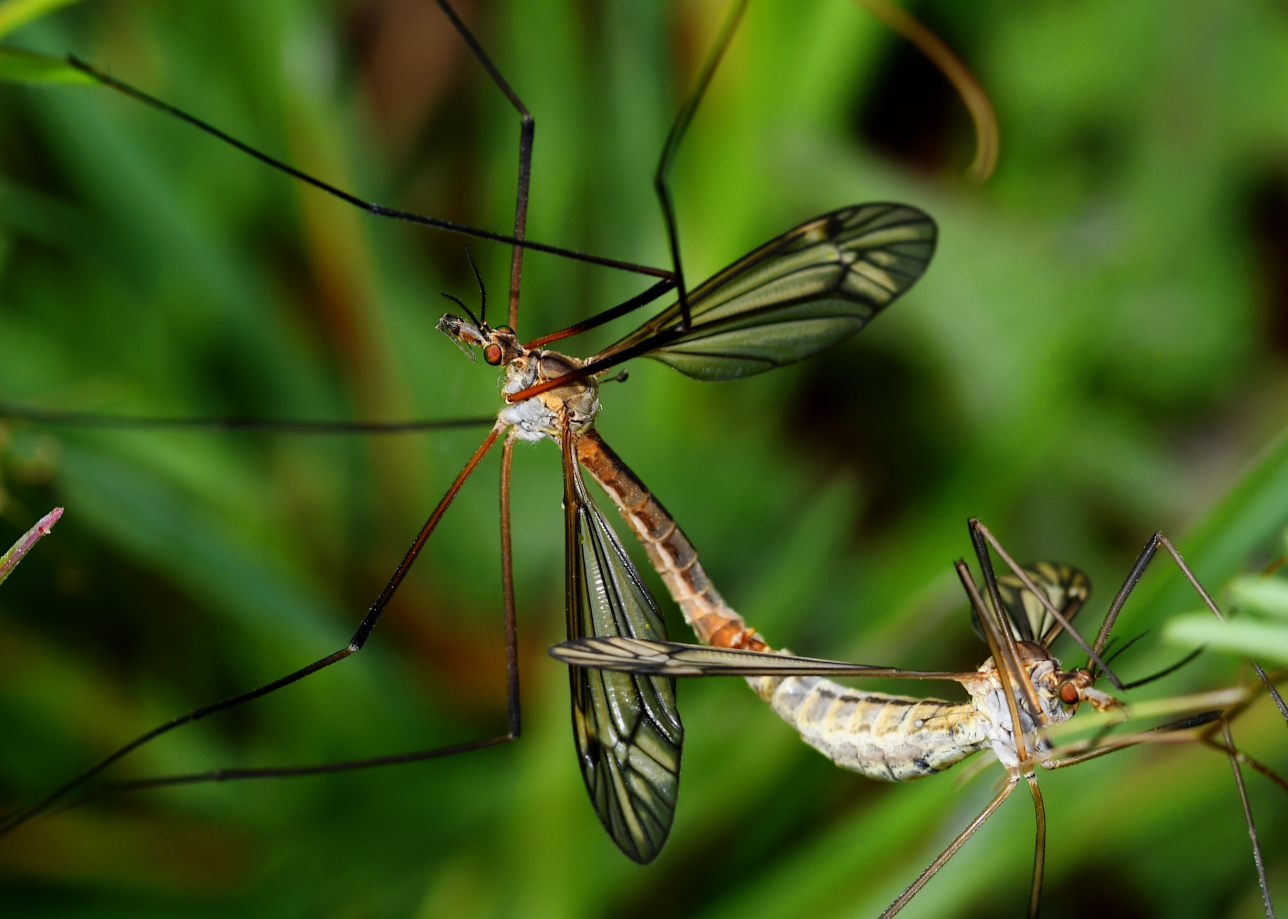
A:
[1060,682,1080,705]
[484,344,503,365]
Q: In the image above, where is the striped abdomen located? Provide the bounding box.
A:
[748,675,990,781]
[576,429,767,652]
[576,427,990,781]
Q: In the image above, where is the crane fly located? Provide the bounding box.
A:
[0,0,940,865]
[552,517,1288,916]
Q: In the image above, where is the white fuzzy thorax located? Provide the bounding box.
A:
[497,351,601,443]
[965,656,1070,769]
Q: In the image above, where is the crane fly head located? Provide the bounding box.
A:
[437,313,525,367]
[1053,666,1122,714]
[991,639,1122,718]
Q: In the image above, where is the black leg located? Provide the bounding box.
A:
[0,422,506,838]
[1090,530,1285,718]
[0,402,496,434]
[965,522,1049,722]
[1223,721,1276,919]
[430,0,532,331]
[652,0,748,332]
[969,518,1122,689]
[65,38,667,283]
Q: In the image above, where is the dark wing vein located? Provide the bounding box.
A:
[971,562,1091,647]
[550,637,975,682]
[563,438,682,864]
[594,203,936,380]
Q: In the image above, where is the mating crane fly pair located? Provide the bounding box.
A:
[1,0,1283,916]
[0,0,937,863]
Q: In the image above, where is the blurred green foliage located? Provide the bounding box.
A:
[0,1,1286,917]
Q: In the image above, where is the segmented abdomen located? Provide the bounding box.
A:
[578,428,989,781]
[749,675,990,781]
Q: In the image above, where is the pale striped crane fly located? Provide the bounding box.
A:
[0,0,937,864]
[552,518,1288,916]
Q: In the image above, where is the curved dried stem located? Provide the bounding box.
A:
[853,0,1000,182]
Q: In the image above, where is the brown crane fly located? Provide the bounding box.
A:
[552,518,1288,915]
[0,0,938,865]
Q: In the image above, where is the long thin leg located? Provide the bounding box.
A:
[1224,722,1277,919]
[969,519,1120,688]
[499,429,521,739]
[522,279,676,349]
[0,421,506,837]
[1087,530,1286,724]
[0,403,496,434]
[965,524,1048,726]
[653,0,748,331]
[1039,715,1285,919]
[1044,711,1283,919]
[1092,532,1164,653]
[430,0,530,330]
[64,49,667,283]
[1026,775,1046,919]
[516,0,749,348]
[879,775,1020,919]
[1204,740,1288,797]
[39,430,528,813]
[955,560,1031,763]
[1253,661,1288,723]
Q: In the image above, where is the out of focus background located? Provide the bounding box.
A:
[1,1,1286,917]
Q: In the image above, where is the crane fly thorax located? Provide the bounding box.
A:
[499,349,601,442]
[437,312,600,442]
[964,642,1071,769]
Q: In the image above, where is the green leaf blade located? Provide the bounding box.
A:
[0,47,93,84]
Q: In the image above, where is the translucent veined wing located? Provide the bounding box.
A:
[549,637,975,682]
[592,204,936,380]
[971,562,1091,647]
[562,434,682,865]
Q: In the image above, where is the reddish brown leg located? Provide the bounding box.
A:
[1,422,514,837]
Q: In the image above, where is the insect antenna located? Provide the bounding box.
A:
[1120,646,1205,691]
[462,245,487,326]
[1101,632,1142,666]
[430,0,524,328]
[442,291,480,328]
